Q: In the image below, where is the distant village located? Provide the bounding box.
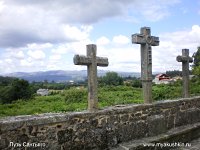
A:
[153,73,194,85]
[36,73,192,96]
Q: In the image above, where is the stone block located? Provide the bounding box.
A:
[57,129,73,144]
[147,115,167,136]
[0,138,9,149]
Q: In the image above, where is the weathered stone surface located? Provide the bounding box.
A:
[147,115,167,136]
[57,129,73,144]
[73,44,109,111]
[114,122,200,150]
[132,27,159,104]
[176,49,193,98]
[0,97,200,150]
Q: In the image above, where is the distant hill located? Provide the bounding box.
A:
[2,70,142,83]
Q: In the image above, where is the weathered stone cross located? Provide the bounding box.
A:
[73,44,109,111]
[132,27,159,103]
[176,49,193,98]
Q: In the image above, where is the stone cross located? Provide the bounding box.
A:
[73,44,109,111]
[176,49,193,98]
[132,27,159,103]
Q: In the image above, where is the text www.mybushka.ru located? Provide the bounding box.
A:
[143,142,191,148]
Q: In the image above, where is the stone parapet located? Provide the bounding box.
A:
[0,97,200,149]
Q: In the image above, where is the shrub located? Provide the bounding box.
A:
[0,86,14,104]
[152,84,181,100]
[99,72,123,86]
[64,88,87,103]
[0,78,34,104]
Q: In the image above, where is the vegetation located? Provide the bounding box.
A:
[152,83,182,100]
[98,86,142,107]
[166,70,182,77]
[99,72,123,86]
[0,86,142,117]
[64,88,87,103]
[192,46,200,77]
[0,78,33,104]
[124,77,142,88]
[0,71,200,118]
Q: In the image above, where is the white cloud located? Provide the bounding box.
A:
[1,25,200,74]
[142,7,169,22]
[112,35,129,45]
[51,46,69,55]
[68,39,93,55]
[27,43,53,50]
[15,51,25,59]
[189,25,200,41]
[160,25,200,48]
[63,25,92,41]
[5,59,12,64]
[152,25,200,72]
[106,46,140,66]
[0,0,181,48]
[0,1,94,47]
[0,0,198,75]
[128,0,180,22]
[96,25,200,73]
[20,59,33,67]
[96,36,110,46]
[27,50,46,60]
[46,64,58,70]
[49,55,61,61]
[2,48,25,60]
[0,1,5,13]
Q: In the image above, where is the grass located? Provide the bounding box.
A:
[0,96,64,117]
[99,86,143,107]
[1,82,200,118]
[0,86,143,118]
[0,95,87,117]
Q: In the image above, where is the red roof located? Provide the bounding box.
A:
[155,73,170,78]
[155,74,170,81]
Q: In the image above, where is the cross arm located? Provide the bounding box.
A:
[148,36,159,46]
[73,55,91,65]
[96,57,109,67]
[73,55,109,66]
[132,34,146,44]
[132,34,159,46]
[176,56,193,63]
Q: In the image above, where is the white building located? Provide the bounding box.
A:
[153,74,171,85]
[37,89,49,96]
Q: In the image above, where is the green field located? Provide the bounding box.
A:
[0,82,200,118]
[0,86,142,117]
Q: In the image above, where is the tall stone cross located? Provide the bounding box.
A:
[132,27,159,104]
[73,44,109,111]
[176,49,193,98]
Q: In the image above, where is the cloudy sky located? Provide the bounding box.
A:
[0,0,200,74]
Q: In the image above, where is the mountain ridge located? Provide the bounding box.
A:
[2,70,142,83]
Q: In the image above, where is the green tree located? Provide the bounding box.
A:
[12,79,32,100]
[193,47,200,67]
[132,78,142,88]
[99,72,123,86]
[0,86,14,104]
[0,79,33,104]
[0,76,16,86]
[192,47,200,77]
[166,70,182,77]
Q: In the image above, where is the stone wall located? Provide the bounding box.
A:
[0,97,200,150]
